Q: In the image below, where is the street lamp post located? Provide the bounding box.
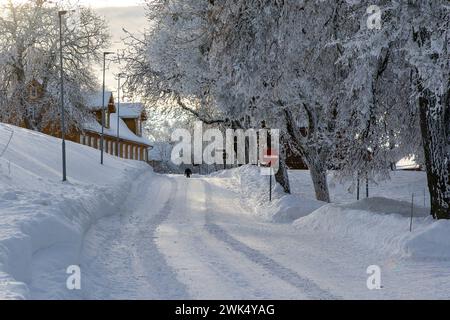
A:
[100,51,114,165]
[116,73,126,157]
[58,10,73,182]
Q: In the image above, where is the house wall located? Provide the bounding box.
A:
[79,131,148,162]
[94,110,111,128]
[41,125,80,144]
[284,129,309,170]
[285,148,308,170]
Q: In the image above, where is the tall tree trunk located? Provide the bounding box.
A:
[309,162,331,203]
[283,108,330,201]
[275,159,291,194]
[419,90,450,219]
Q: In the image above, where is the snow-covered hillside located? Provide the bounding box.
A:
[0,124,149,299]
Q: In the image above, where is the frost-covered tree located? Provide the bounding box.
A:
[202,0,369,201]
[124,0,448,209]
[340,1,449,218]
[0,0,110,133]
[124,0,352,199]
[123,0,219,122]
[335,17,419,185]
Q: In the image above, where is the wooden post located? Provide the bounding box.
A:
[366,177,369,198]
[269,165,273,202]
[410,193,415,232]
[423,188,426,208]
[357,174,360,201]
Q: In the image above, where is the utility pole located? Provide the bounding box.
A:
[116,73,125,157]
[58,10,73,182]
[100,52,114,165]
[410,193,415,232]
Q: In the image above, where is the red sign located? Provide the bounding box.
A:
[263,148,279,167]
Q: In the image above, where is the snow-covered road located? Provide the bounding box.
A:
[78,174,337,299]
[60,173,450,300]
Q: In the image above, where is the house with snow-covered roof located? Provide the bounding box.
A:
[117,102,147,137]
[79,92,152,162]
[85,90,115,128]
[5,80,152,162]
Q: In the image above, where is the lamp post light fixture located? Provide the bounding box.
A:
[58,9,74,181]
[100,51,115,165]
[116,73,126,157]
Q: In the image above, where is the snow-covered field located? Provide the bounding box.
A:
[1,123,449,300]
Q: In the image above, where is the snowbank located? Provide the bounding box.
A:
[289,170,430,206]
[0,124,149,299]
[211,166,446,261]
[294,198,450,260]
[212,166,325,222]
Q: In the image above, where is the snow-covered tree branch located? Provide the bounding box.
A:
[339,0,449,218]
[0,0,110,132]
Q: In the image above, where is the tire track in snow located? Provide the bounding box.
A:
[134,177,190,299]
[181,180,268,298]
[81,174,189,299]
[158,178,291,299]
[202,180,338,300]
[190,240,268,299]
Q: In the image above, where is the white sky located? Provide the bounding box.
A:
[0,0,143,7]
[1,0,146,99]
[92,5,147,96]
[77,0,143,7]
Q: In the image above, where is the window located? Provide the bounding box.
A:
[106,111,110,128]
